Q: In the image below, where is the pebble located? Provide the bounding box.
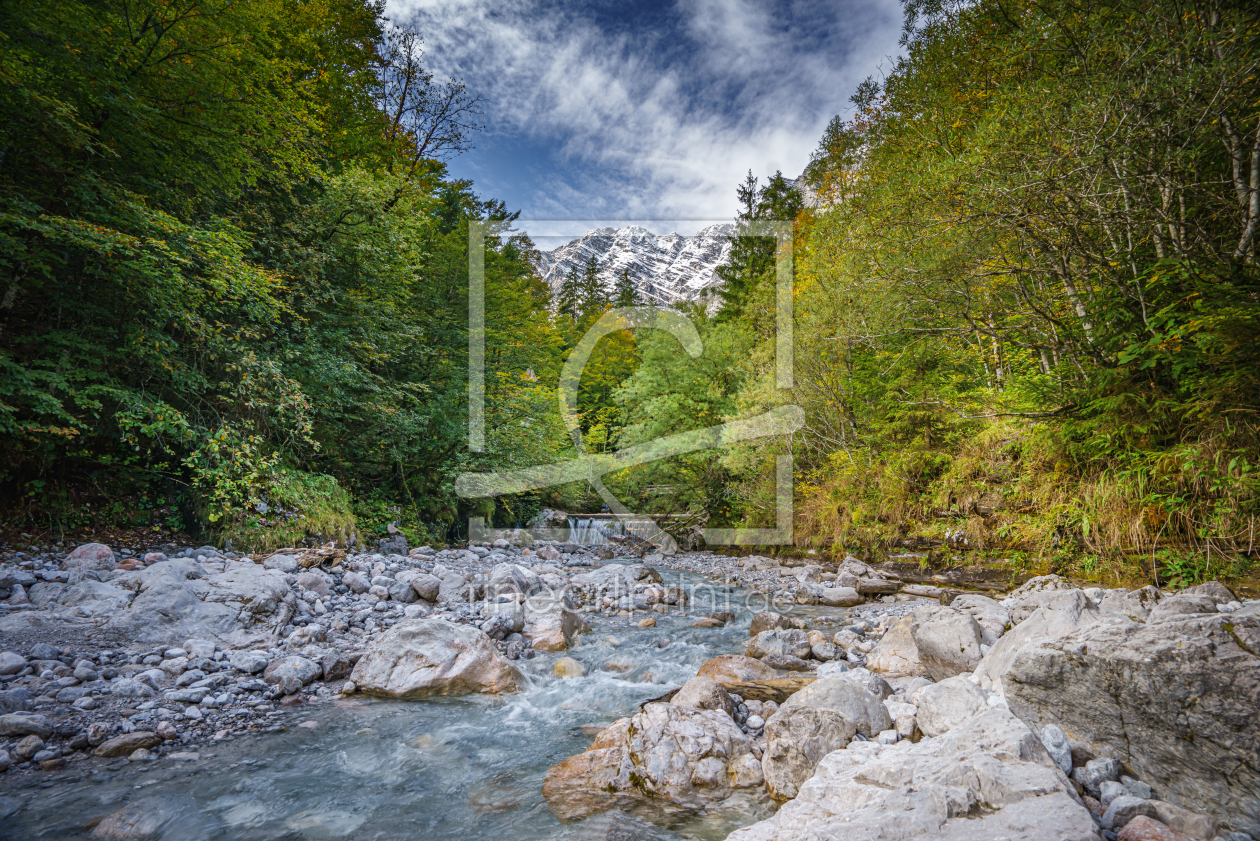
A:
[12,735,43,761]
[1074,756,1121,796]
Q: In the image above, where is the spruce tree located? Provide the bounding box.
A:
[579,255,607,318]
[613,267,639,307]
[715,169,802,319]
[557,265,582,320]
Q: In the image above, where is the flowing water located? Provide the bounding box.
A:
[1,570,839,840]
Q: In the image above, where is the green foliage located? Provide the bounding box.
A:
[0,0,565,543]
[768,0,1260,574]
[715,171,804,319]
[613,269,640,307]
[609,308,751,531]
[215,467,355,553]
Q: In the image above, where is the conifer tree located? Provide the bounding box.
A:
[557,265,582,320]
[613,267,639,307]
[579,255,607,318]
[715,170,803,319]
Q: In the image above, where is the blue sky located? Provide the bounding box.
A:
[385,0,904,248]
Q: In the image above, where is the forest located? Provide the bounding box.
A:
[2,0,1258,587]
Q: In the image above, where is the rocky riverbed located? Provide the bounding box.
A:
[0,537,1257,840]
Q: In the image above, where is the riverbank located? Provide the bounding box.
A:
[1,537,1257,840]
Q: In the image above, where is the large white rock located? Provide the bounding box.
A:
[949,594,1010,645]
[727,708,1097,841]
[484,563,544,599]
[65,543,115,571]
[1004,613,1260,838]
[761,706,857,800]
[911,605,985,680]
[54,579,134,618]
[0,560,297,645]
[522,595,589,651]
[913,675,989,737]
[542,702,769,820]
[1098,585,1161,622]
[975,589,1121,696]
[349,618,522,698]
[747,629,812,660]
[1004,576,1083,625]
[865,615,927,676]
[781,677,893,736]
[672,675,735,719]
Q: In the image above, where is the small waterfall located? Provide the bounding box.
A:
[567,516,626,546]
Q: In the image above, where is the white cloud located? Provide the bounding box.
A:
[385,0,902,231]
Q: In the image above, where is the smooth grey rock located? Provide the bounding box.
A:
[163,688,209,704]
[1101,795,1158,831]
[0,687,32,713]
[1072,757,1121,797]
[262,553,298,572]
[1100,779,1127,806]
[911,605,985,680]
[672,675,736,719]
[814,660,850,677]
[342,571,370,594]
[760,653,814,672]
[407,573,441,602]
[913,675,988,737]
[0,713,51,739]
[523,600,589,651]
[949,594,1010,646]
[725,708,1097,841]
[1183,581,1237,604]
[485,563,544,599]
[65,542,115,571]
[750,611,792,637]
[0,651,27,676]
[387,580,418,604]
[761,705,857,800]
[810,641,841,661]
[103,560,295,644]
[262,656,320,687]
[835,666,894,700]
[227,650,269,674]
[781,677,892,736]
[438,574,472,603]
[1040,723,1073,776]
[1121,775,1154,800]
[864,614,926,676]
[182,639,215,660]
[12,735,42,760]
[818,587,863,607]
[1147,593,1217,623]
[350,618,521,698]
[975,589,1121,696]
[1005,613,1259,835]
[747,629,811,661]
[1006,574,1079,603]
[295,571,330,598]
[1099,586,1162,622]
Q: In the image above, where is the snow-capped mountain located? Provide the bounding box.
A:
[534,223,734,307]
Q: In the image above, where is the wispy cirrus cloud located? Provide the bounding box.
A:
[385,0,903,236]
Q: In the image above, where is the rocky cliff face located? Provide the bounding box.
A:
[534,224,734,307]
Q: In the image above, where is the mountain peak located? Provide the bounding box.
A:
[534,224,734,307]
